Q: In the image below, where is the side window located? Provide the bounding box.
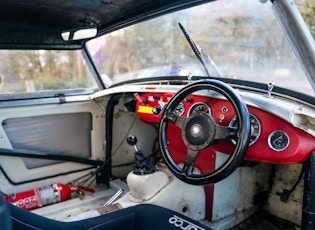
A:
[0,50,98,96]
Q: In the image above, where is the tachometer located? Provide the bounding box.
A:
[229,114,261,146]
[188,102,211,116]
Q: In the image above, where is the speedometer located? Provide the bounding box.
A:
[229,114,261,146]
[188,102,211,116]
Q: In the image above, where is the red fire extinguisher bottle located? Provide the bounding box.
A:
[4,183,72,210]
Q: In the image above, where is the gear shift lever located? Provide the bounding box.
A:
[127,135,156,175]
[127,135,138,152]
[126,135,170,202]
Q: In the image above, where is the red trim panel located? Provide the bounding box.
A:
[135,92,315,164]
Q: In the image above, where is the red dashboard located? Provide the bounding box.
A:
[134,92,315,168]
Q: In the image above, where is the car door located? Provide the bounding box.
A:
[0,49,105,185]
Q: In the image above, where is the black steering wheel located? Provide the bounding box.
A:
[159,79,251,185]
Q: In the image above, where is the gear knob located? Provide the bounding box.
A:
[127,135,138,151]
[127,135,137,146]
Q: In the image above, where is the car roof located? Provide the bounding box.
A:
[0,0,212,49]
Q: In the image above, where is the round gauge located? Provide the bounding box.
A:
[188,102,211,116]
[175,102,185,116]
[268,130,290,151]
[229,114,261,146]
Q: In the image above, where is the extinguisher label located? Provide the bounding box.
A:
[40,186,58,206]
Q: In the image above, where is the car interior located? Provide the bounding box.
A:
[0,0,315,230]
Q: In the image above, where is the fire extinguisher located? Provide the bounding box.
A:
[3,183,74,211]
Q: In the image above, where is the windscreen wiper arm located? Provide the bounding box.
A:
[178,22,223,78]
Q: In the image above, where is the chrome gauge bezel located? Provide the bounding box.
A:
[188,102,211,116]
[229,114,261,146]
[175,102,185,116]
[268,130,290,152]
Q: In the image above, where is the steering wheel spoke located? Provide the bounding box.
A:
[182,149,199,176]
[214,125,238,140]
[165,110,186,128]
[174,115,186,128]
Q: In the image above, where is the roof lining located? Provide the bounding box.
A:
[0,0,214,49]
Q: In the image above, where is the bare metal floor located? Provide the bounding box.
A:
[31,179,128,222]
[29,179,300,229]
[232,211,299,230]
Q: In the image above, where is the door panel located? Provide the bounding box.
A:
[0,100,105,184]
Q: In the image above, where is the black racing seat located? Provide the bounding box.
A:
[0,198,211,230]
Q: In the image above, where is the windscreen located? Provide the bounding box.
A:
[87,0,314,95]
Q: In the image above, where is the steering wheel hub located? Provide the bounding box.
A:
[182,112,215,150]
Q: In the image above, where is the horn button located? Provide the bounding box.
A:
[182,112,216,151]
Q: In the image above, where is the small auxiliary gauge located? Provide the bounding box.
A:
[175,102,185,116]
[268,130,290,151]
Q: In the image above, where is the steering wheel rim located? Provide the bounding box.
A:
[159,79,251,185]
